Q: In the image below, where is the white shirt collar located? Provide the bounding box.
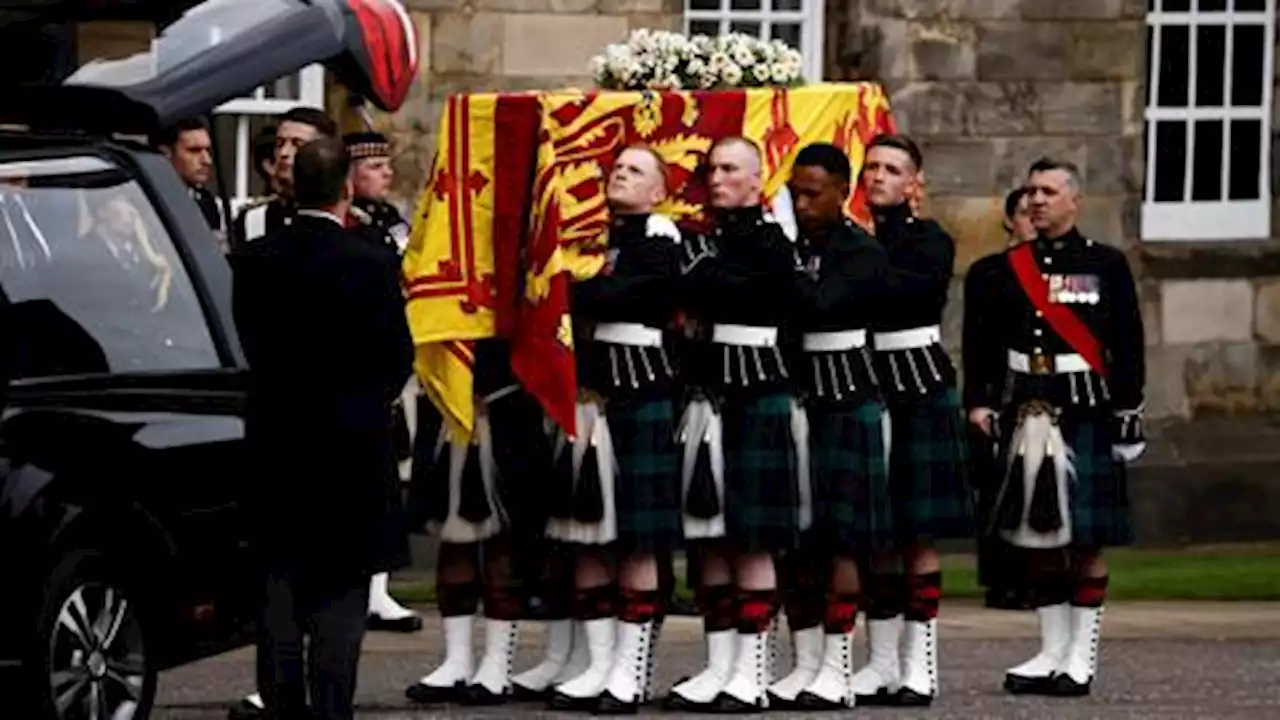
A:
[296,208,345,226]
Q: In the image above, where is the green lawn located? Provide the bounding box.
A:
[390,543,1280,604]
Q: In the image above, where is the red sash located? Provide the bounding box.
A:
[1007,243,1108,377]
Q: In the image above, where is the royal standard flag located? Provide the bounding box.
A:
[404,83,898,438]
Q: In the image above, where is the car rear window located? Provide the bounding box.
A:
[0,155,221,379]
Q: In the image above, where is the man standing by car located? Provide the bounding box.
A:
[231,137,414,720]
[152,118,226,249]
[234,107,338,245]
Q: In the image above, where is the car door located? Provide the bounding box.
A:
[0,145,259,657]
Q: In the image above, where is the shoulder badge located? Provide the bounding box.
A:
[349,204,374,225]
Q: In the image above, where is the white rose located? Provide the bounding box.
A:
[721,62,743,86]
[708,51,730,71]
[771,63,791,84]
[752,63,771,83]
[687,57,706,75]
[699,70,718,88]
[732,45,755,66]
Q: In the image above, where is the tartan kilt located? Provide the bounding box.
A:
[722,391,801,554]
[810,399,894,555]
[886,387,973,542]
[608,396,682,554]
[993,410,1134,548]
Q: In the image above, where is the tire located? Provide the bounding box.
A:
[28,549,158,720]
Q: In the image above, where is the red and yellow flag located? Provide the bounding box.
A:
[404,83,898,438]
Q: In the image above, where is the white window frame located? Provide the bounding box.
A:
[212,64,326,212]
[1143,1,1276,241]
[683,0,824,82]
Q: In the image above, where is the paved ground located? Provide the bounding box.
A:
[154,602,1280,719]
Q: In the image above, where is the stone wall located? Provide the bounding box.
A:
[377,1,682,207]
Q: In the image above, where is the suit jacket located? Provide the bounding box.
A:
[230,212,414,585]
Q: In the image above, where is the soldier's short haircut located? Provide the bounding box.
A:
[1004,186,1028,220]
[280,107,338,138]
[867,133,923,171]
[293,137,350,208]
[1028,156,1083,193]
[149,117,208,150]
[619,144,672,193]
[794,142,851,184]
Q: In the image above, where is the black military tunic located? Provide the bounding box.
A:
[869,201,971,541]
[679,205,803,553]
[545,212,683,552]
[234,195,296,245]
[351,197,411,255]
[792,217,894,552]
[962,227,1144,548]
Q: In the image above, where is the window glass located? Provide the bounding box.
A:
[0,155,220,379]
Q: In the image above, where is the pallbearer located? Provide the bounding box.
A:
[543,145,685,713]
[964,158,1145,698]
[860,133,972,707]
[663,137,803,712]
[769,143,893,710]
[404,340,552,705]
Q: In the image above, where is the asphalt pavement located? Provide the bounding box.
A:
[154,602,1280,719]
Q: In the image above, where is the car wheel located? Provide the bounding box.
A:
[32,549,157,720]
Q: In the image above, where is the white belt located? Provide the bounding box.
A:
[712,324,778,348]
[593,322,663,347]
[873,325,940,351]
[1007,350,1091,374]
[802,329,867,352]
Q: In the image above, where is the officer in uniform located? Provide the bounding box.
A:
[764,144,893,710]
[971,186,1041,611]
[663,136,803,712]
[859,133,971,708]
[151,117,226,250]
[233,107,338,246]
[964,158,1144,698]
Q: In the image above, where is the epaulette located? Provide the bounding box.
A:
[349,204,374,225]
[645,214,682,244]
[243,193,279,210]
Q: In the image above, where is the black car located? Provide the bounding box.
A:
[0,2,417,718]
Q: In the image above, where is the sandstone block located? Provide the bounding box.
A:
[503,14,629,76]
[1161,279,1255,344]
[911,21,977,80]
[1076,194,1127,248]
[1145,344,1191,419]
[866,0,1021,19]
[1123,80,1144,135]
[976,22,1068,80]
[626,12,679,32]
[475,0,599,11]
[1254,280,1280,344]
[992,137,1087,190]
[1067,21,1144,81]
[404,0,468,10]
[942,276,965,358]
[1020,0,1126,19]
[1255,345,1280,410]
[432,12,504,76]
[918,140,996,196]
[599,0,666,12]
[1039,82,1123,135]
[1141,279,1161,347]
[857,18,916,81]
[889,81,1039,138]
[76,21,152,63]
[927,195,1006,273]
[1085,135,1144,195]
[1184,342,1260,414]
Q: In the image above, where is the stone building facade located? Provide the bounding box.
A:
[62,2,1280,424]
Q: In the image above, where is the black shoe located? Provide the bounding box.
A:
[1046,673,1091,697]
[512,683,551,702]
[405,680,467,704]
[894,687,933,707]
[227,699,263,720]
[594,691,639,715]
[1004,672,1058,695]
[794,690,845,710]
[763,690,795,710]
[461,683,512,705]
[661,689,708,711]
[548,690,599,711]
[706,691,766,714]
[852,688,899,706]
[368,613,423,633]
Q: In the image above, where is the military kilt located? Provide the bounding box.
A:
[885,387,973,542]
[993,409,1134,549]
[809,399,894,555]
[721,391,802,554]
[545,396,682,554]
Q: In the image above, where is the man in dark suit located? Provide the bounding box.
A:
[230,136,414,720]
[152,118,226,249]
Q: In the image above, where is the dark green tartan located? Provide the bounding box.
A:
[608,396,682,554]
[993,412,1134,548]
[722,391,800,553]
[810,399,894,555]
[886,387,973,542]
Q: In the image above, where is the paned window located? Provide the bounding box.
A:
[684,0,824,81]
